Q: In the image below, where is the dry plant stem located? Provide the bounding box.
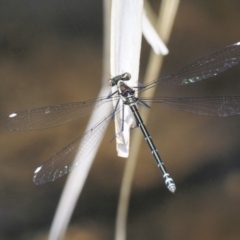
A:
[114,1,180,240]
[112,2,143,240]
[48,1,112,240]
[111,0,143,158]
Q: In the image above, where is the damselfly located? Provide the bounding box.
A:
[5,42,240,192]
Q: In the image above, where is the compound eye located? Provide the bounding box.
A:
[121,72,131,81]
[108,79,113,86]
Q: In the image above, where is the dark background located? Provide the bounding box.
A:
[1,0,240,239]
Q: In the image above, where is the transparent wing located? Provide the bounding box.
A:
[5,96,117,131]
[33,106,121,185]
[142,42,240,90]
[141,96,240,116]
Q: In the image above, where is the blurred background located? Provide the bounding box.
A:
[1,0,240,239]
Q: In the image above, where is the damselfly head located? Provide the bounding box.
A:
[108,72,131,86]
